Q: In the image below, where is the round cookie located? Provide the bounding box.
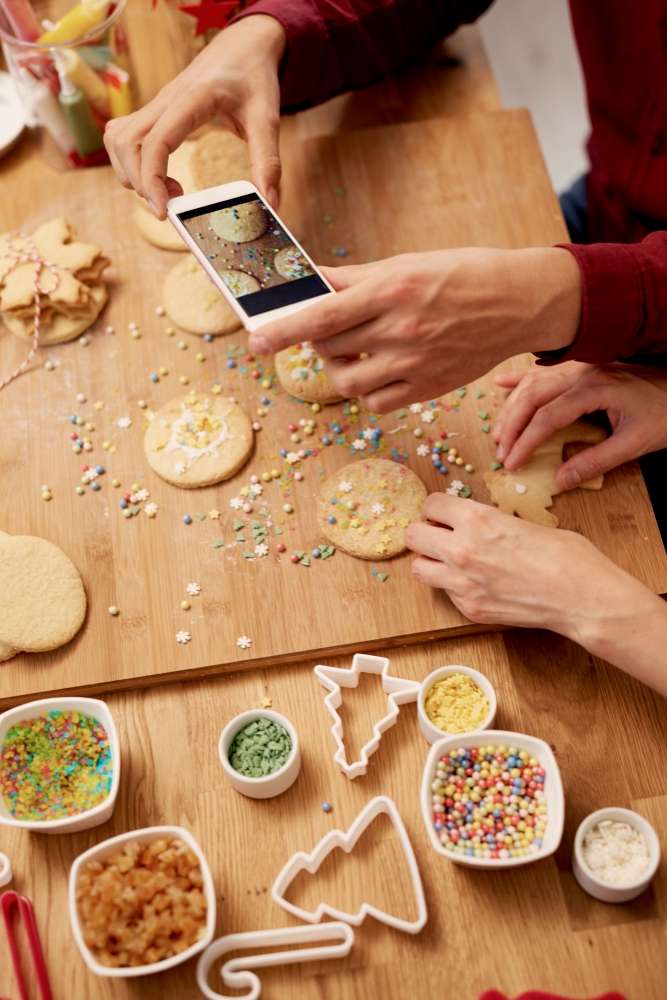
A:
[144,391,254,487]
[210,201,268,243]
[2,283,107,345]
[318,458,427,560]
[133,141,197,251]
[191,129,251,189]
[275,343,343,404]
[274,245,313,281]
[0,533,86,652]
[0,639,16,663]
[221,269,260,298]
[162,257,241,336]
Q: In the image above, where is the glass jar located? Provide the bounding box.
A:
[0,0,131,166]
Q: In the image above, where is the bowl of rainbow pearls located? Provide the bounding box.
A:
[420,730,564,868]
[0,697,120,834]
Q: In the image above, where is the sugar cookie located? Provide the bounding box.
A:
[0,533,86,653]
[274,245,313,281]
[3,283,107,345]
[162,257,241,336]
[484,420,606,528]
[0,639,16,663]
[318,458,427,559]
[275,342,343,404]
[133,141,197,251]
[191,129,251,189]
[144,391,254,487]
[210,201,268,243]
[220,269,260,297]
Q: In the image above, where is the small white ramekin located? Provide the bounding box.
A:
[69,825,216,978]
[0,850,12,887]
[0,696,120,834]
[219,709,301,799]
[418,665,497,744]
[572,807,661,903]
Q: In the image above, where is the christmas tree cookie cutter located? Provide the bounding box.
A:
[314,653,420,779]
[196,922,354,1000]
[271,795,428,934]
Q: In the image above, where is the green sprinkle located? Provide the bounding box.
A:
[481,424,491,434]
[478,411,490,420]
[455,387,467,398]
[475,390,485,399]
[491,461,503,471]
[376,572,389,582]
[195,512,207,522]
[235,535,246,543]
[334,186,346,198]
[233,520,244,531]
[212,539,225,548]
[228,717,292,778]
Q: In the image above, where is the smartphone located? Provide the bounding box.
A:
[167,181,334,331]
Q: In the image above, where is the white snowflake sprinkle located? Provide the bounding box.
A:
[174,461,186,476]
[254,542,269,557]
[144,502,159,516]
[515,483,527,494]
[186,582,201,596]
[229,497,244,510]
[116,416,132,429]
[338,480,353,493]
[409,402,423,413]
[417,444,430,457]
[362,427,375,440]
[236,635,252,650]
[176,630,191,644]
[352,438,367,450]
[446,479,466,496]
[285,451,300,464]
[133,488,150,502]
[421,410,436,423]
[371,502,386,515]
[249,483,264,497]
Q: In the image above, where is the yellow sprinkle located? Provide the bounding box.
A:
[261,472,271,482]
[311,402,321,413]
[101,441,110,450]
[93,401,104,411]
[41,490,52,501]
[112,479,121,488]
[180,600,191,610]
[424,673,489,734]
[349,404,359,414]
[158,366,168,376]
[261,379,271,389]
[211,383,222,395]
[179,375,190,385]
[85,422,94,432]
[196,352,205,362]
[166,327,175,337]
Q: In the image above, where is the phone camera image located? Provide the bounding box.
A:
[177,195,329,316]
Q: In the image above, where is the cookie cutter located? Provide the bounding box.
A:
[271,795,428,934]
[196,922,354,1000]
[0,851,12,887]
[314,654,421,779]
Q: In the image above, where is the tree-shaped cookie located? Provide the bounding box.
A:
[484,420,606,527]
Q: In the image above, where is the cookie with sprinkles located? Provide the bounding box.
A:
[274,245,314,281]
[162,257,241,335]
[144,391,254,487]
[275,342,343,404]
[210,200,269,243]
[318,458,427,560]
[221,269,261,298]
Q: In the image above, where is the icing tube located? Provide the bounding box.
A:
[54,53,104,156]
[103,63,132,117]
[38,0,110,46]
[60,47,109,114]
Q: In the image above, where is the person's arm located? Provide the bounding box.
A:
[406,494,667,696]
[230,0,495,111]
[537,233,667,368]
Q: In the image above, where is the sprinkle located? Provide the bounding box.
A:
[228,717,291,777]
[515,483,527,494]
[481,424,491,434]
[155,305,165,316]
[144,502,159,517]
[282,503,293,514]
[180,600,191,611]
[338,480,352,494]
[236,635,252,650]
[182,514,193,525]
[321,802,333,813]
[108,606,119,616]
[491,461,503,471]
[417,444,430,457]
[176,630,191,644]
[116,416,132,429]
[186,582,201,596]
[208,509,220,519]
[421,411,435,423]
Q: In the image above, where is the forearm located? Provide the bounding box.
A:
[230,0,494,110]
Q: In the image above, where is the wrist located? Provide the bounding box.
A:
[518,246,582,355]
[229,14,286,62]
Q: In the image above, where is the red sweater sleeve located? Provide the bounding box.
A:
[537,233,667,366]
[230,0,494,110]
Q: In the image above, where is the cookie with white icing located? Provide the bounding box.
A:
[144,391,254,487]
[275,342,343,404]
[318,458,427,560]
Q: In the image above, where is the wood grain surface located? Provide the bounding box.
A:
[1,108,666,708]
[1,631,665,999]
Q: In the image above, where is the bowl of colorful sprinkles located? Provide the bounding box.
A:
[219,709,301,799]
[418,665,497,744]
[421,730,564,868]
[0,697,120,834]
[572,807,661,903]
[69,825,216,977]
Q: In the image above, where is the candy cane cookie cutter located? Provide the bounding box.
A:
[271,795,428,934]
[314,654,420,779]
[196,922,354,1000]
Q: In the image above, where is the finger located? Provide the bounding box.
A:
[165,177,184,199]
[360,381,414,414]
[325,354,398,399]
[103,121,131,187]
[411,555,468,592]
[140,98,210,217]
[244,100,282,209]
[249,282,380,354]
[317,318,383,359]
[503,385,603,470]
[319,263,381,291]
[494,371,525,389]
[496,377,580,463]
[405,521,453,562]
[555,433,629,491]
[421,492,479,529]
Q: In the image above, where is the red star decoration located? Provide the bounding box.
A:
[179,0,238,35]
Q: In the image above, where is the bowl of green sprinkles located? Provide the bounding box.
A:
[0,696,120,833]
[219,710,301,799]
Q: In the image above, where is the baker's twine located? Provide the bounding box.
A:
[0,235,61,391]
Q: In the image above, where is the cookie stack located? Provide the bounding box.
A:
[0,217,109,345]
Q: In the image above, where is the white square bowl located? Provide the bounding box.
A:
[420,729,565,869]
[0,697,120,834]
[68,825,217,978]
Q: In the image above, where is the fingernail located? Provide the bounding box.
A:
[496,444,505,461]
[559,468,581,490]
[249,334,269,355]
[148,199,160,217]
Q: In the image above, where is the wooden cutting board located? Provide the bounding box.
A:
[1,109,665,708]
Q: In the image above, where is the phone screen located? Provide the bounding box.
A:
[177,193,330,317]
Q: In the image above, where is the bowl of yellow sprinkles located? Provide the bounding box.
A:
[418,665,497,744]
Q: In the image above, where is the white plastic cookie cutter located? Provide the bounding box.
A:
[314,653,420,779]
[196,922,354,1000]
[271,795,428,934]
[0,851,12,887]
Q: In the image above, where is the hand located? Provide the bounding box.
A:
[493,363,667,490]
[103,15,285,217]
[249,246,581,413]
[407,493,651,637]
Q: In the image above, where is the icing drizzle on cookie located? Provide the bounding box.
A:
[162,396,233,472]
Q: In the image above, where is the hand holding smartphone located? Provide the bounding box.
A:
[167,182,333,332]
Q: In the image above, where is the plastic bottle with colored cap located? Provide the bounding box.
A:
[54,53,103,157]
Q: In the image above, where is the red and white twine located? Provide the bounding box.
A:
[0,236,61,391]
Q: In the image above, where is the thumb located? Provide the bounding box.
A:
[244,101,282,208]
[555,432,633,490]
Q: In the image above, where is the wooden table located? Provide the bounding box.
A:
[1,9,665,1000]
